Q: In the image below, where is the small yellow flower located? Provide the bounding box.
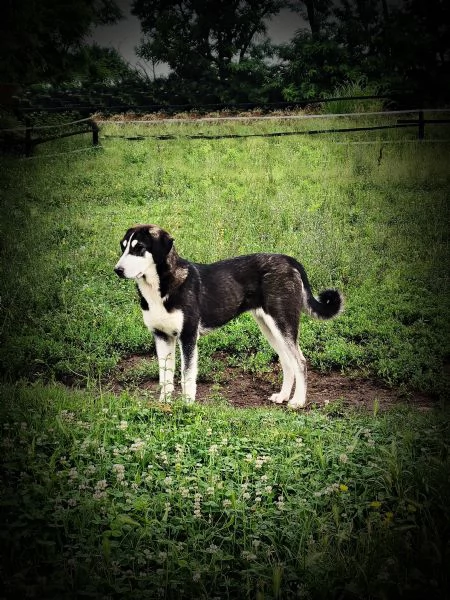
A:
[339,484,348,492]
[370,500,382,509]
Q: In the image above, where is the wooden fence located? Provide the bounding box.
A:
[1,100,449,156]
[23,116,99,157]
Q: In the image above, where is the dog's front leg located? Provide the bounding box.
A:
[154,332,176,401]
[179,329,199,403]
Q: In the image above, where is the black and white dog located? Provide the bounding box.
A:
[114,225,343,408]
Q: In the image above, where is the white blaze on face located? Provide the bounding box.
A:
[115,233,154,279]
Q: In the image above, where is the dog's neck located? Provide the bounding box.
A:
[141,247,188,299]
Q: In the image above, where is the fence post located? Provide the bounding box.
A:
[418,110,425,140]
[25,116,32,156]
[90,119,99,146]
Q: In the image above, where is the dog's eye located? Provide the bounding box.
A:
[133,242,146,254]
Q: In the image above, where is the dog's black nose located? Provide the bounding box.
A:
[114,266,125,278]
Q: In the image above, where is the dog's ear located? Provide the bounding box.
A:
[152,229,174,264]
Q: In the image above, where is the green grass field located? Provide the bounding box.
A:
[0,116,449,598]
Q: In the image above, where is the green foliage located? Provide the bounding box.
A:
[1,384,449,598]
[1,0,124,84]
[320,77,384,114]
[278,31,359,101]
[132,0,285,104]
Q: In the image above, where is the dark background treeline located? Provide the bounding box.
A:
[1,0,449,111]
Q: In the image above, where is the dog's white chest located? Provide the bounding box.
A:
[138,273,183,336]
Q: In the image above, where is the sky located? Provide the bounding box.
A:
[89,4,305,77]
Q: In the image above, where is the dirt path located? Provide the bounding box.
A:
[111,354,435,411]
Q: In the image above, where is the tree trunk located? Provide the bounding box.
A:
[304,0,320,40]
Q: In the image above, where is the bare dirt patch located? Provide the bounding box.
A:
[110,354,435,411]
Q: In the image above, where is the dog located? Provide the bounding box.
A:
[114,225,343,408]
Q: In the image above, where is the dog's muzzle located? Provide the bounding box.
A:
[114,266,126,278]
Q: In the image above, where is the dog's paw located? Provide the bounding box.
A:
[287,399,306,410]
[270,392,289,404]
[159,392,173,404]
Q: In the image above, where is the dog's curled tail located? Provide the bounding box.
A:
[304,288,343,319]
[293,259,343,319]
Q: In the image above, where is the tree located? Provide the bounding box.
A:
[276,31,359,100]
[386,0,450,99]
[132,0,287,103]
[73,45,139,85]
[0,0,123,84]
[332,0,450,99]
[288,0,332,40]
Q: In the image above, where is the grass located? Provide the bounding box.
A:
[1,384,449,599]
[0,115,449,598]
[0,116,449,395]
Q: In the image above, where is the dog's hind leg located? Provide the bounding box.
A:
[252,309,295,404]
[285,343,307,409]
[154,333,176,401]
[179,329,199,403]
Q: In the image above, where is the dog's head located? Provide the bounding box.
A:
[114,225,174,279]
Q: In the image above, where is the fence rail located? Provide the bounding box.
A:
[100,109,450,143]
[23,117,99,156]
[1,102,449,156]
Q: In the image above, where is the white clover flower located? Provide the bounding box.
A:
[159,452,169,464]
[80,440,90,452]
[208,444,219,455]
[193,492,202,518]
[68,467,79,480]
[255,455,271,469]
[193,572,201,582]
[130,439,145,453]
[276,495,285,510]
[222,499,232,508]
[60,410,75,423]
[339,453,349,463]
[93,490,107,500]
[113,464,125,481]
[118,420,128,430]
